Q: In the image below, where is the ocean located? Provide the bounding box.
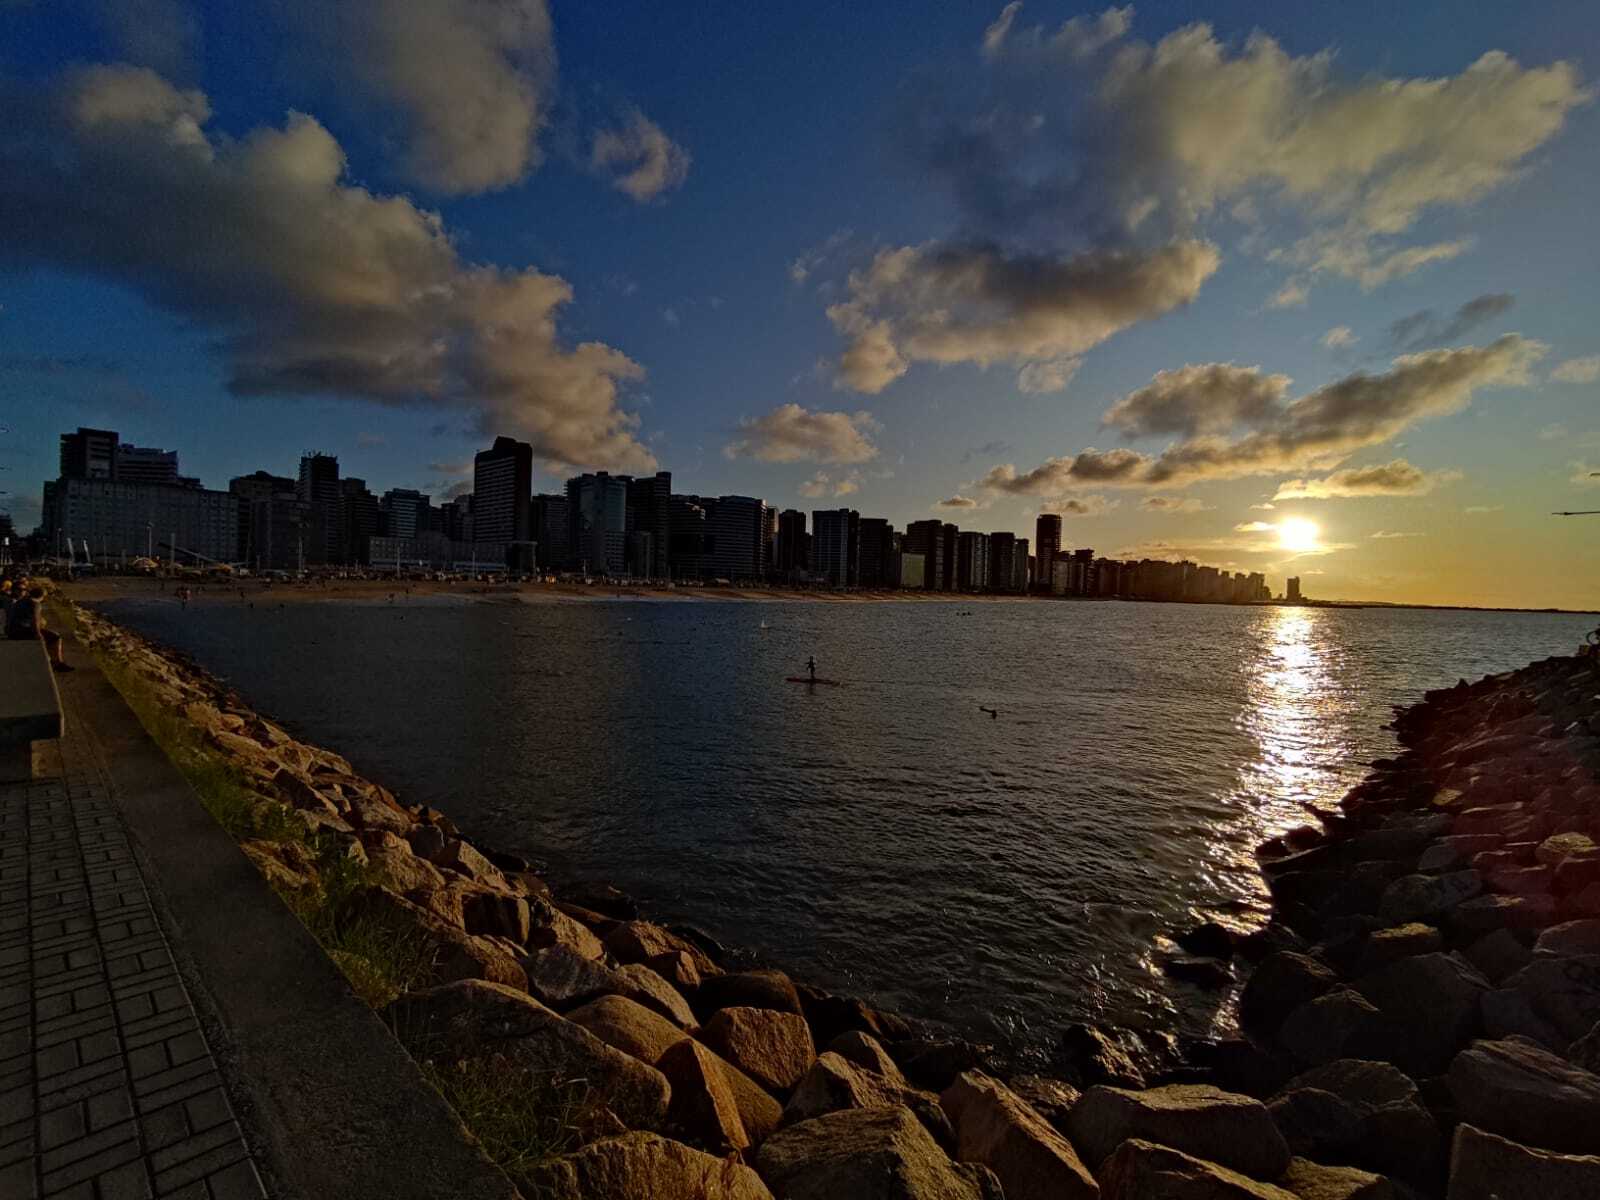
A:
[96,595,1594,1066]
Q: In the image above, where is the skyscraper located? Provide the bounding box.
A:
[473,436,534,570]
[857,517,895,588]
[774,509,807,579]
[1034,514,1061,593]
[903,519,946,591]
[297,452,341,564]
[567,472,630,575]
[703,496,769,581]
[626,471,672,579]
[988,531,1017,592]
[59,428,118,481]
[812,508,859,587]
[380,489,430,540]
[956,531,989,592]
[114,444,180,485]
[531,494,571,570]
[340,477,380,564]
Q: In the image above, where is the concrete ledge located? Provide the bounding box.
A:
[58,634,521,1200]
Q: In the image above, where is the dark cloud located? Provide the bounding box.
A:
[0,65,654,471]
[1274,460,1462,499]
[1388,293,1516,351]
[935,495,979,509]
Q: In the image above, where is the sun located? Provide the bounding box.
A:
[1278,517,1321,553]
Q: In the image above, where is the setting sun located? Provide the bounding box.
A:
[1278,517,1322,553]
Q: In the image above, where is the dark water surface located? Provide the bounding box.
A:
[97,596,1593,1065]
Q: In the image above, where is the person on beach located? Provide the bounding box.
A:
[0,579,12,623]
[806,655,817,682]
[6,582,73,672]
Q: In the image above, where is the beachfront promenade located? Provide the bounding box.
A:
[1,634,522,1200]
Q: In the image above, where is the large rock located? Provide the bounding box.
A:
[383,981,668,1131]
[1449,893,1559,936]
[1270,1060,1440,1186]
[796,985,908,1049]
[1446,1037,1600,1155]
[523,1131,773,1200]
[368,839,447,895]
[433,838,510,890]
[528,897,606,960]
[358,888,528,992]
[891,1040,991,1092]
[701,1007,816,1093]
[1006,1075,1081,1135]
[1377,871,1482,924]
[1534,919,1600,957]
[461,891,532,944]
[755,1106,1001,1200]
[614,963,696,1028]
[1240,954,1340,1034]
[1501,954,1600,1040]
[829,1031,911,1087]
[1278,989,1393,1067]
[1537,832,1599,866]
[1353,953,1488,1073]
[939,1071,1099,1200]
[785,1053,951,1151]
[659,1039,750,1153]
[1056,1024,1149,1090]
[566,995,782,1144]
[605,921,720,977]
[1570,1020,1600,1074]
[1066,1084,1291,1179]
[1278,1158,1393,1200]
[521,947,693,1026]
[1446,1123,1600,1200]
[696,969,803,1017]
[1462,929,1533,983]
[1097,1139,1296,1200]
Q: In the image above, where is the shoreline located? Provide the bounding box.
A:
[65,598,1600,1196]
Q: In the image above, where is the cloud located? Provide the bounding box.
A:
[962,439,1014,464]
[1370,530,1424,539]
[1552,356,1600,384]
[798,470,863,498]
[1267,279,1308,309]
[591,108,691,202]
[355,432,388,447]
[929,10,1588,291]
[0,65,654,470]
[93,0,200,78]
[662,307,680,327]
[1572,463,1600,487]
[1016,355,1081,394]
[978,336,1541,492]
[935,495,981,509]
[827,239,1218,393]
[284,0,555,194]
[1320,326,1357,350]
[1273,460,1462,499]
[1042,495,1116,516]
[723,404,879,464]
[1463,505,1503,514]
[789,229,853,286]
[1388,292,1516,351]
[1234,521,1276,533]
[1140,496,1213,513]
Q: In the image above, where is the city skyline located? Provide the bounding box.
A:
[2,3,1598,607]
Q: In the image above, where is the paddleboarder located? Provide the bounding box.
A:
[806,655,817,683]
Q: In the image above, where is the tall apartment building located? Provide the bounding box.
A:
[811,508,859,588]
[903,519,946,591]
[626,472,672,579]
[42,477,238,565]
[297,452,341,564]
[774,509,807,579]
[1034,514,1061,593]
[440,494,473,544]
[114,444,180,485]
[1014,537,1030,592]
[567,472,629,575]
[987,531,1017,592]
[956,531,990,592]
[703,496,768,581]
[59,428,118,481]
[857,517,896,588]
[1287,576,1302,603]
[340,478,381,565]
[473,436,534,570]
[229,472,296,568]
[380,489,430,541]
[531,494,571,570]
[668,495,708,579]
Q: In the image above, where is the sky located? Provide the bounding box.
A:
[2,0,1598,608]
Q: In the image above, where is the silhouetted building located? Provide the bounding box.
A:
[340,477,380,564]
[940,523,959,591]
[474,436,534,571]
[531,494,571,570]
[568,472,629,575]
[987,531,1017,592]
[812,508,859,587]
[381,488,431,541]
[900,552,926,589]
[440,493,473,543]
[297,452,340,564]
[669,495,708,578]
[42,477,238,566]
[1034,514,1061,593]
[903,520,946,591]
[1287,576,1303,603]
[704,495,769,581]
[228,472,296,568]
[627,472,672,579]
[115,444,180,485]
[774,509,807,579]
[956,531,989,592]
[59,428,118,481]
[857,517,896,588]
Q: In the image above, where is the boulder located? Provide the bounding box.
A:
[1277,1158,1392,1200]
[1501,954,1600,1040]
[1006,1075,1080,1135]
[1057,1023,1148,1089]
[891,1039,990,1091]
[939,1071,1099,1200]
[828,1031,911,1087]
[605,921,720,977]
[1446,1037,1600,1155]
[344,788,413,836]
[523,1131,773,1200]
[785,1053,951,1151]
[1177,921,1240,960]
[383,981,668,1131]
[1446,1123,1600,1200]
[1097,1140,1296,1200]
[522,945,622,1011]
[1569,1020,1600,1074]
[433,838,509,890]
[1164,958,1232,989]
[701,1007,816,1093]
[1271,1060,1441,1185]
[1278,989,1393,1067]
[1358,923,1443,971]
[1480,989,1568,1051]
[1066,1084,1291,1180]
[367,840,446,895]
[461,891,531,944]
[755,1106,1001,1200]
[1240,954,1340,1035]
[658,1039,750,1153]
[647,951,706,992]
[1377,870,1482,923]
[697,969,804,1018]
[1449,893,1559,935]
[607,964,693,1028]
[527,898,605,960]
[566,995,783,1144]
[1537,832,1598,866]
[1353,953,1488,1074]
[1462,929,1533,983]
[1534,919,1600,957]
[358,888,528,992]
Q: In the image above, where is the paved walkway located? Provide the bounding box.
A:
[0,711,266,1198]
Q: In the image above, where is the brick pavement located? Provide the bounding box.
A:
[1,719,266,1199]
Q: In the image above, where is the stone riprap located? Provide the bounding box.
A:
[71,605,1600,1198]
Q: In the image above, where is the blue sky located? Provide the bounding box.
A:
[2,1,1598,605]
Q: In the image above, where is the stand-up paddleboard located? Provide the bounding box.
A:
[785,676,843,686]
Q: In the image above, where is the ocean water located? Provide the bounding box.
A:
[96,596,1594,1065]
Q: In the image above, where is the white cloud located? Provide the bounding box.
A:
[592,108,691,202]
[1571,463,1600,487]
[1320,326,1357,349]
[1552,356,1600,384]
[0,65,654,470]
[1017,355,1081,394]
[1042,494,1117,516]
[1370,530,1425,539]
[724,404,880,464]
[284,0,555,194]
[798,469,864,498]
[1267,279,1309,308]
